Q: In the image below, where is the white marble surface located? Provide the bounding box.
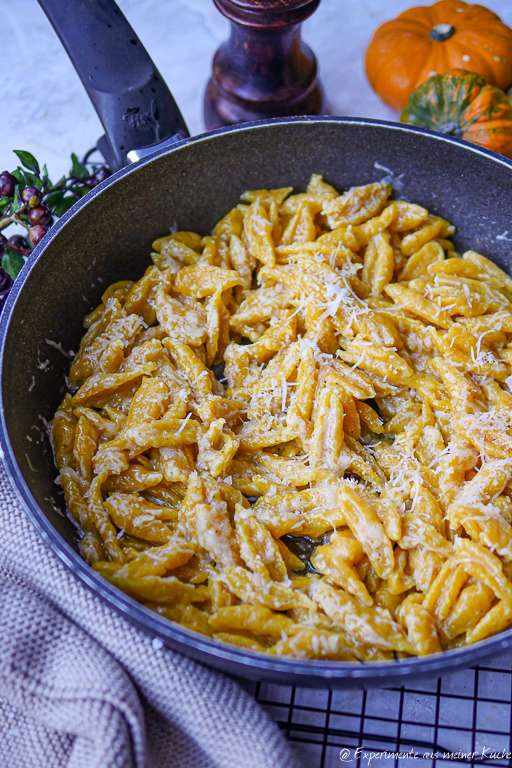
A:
[2,0,512,179]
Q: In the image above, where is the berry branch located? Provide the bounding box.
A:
[0,149,111,307]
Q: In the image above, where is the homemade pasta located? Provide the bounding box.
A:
[51,174,512,660]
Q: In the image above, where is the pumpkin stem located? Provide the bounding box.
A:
[439,121,463,138]
[430,24,456,42]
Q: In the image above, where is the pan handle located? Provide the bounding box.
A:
[37,0,190,170]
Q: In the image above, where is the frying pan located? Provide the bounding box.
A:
[3,0,512,689]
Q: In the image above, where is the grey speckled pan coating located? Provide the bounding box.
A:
[2,117,512,687]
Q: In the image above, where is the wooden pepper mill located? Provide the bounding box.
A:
[204,0,323,129]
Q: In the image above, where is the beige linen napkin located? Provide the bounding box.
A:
[0,461,301,768]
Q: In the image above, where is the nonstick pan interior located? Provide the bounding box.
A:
[3,117,512,687]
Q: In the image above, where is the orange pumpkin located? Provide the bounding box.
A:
[366,0,512,111]
[400,68,512,158]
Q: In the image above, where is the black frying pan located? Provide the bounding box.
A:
[3,0,512,688]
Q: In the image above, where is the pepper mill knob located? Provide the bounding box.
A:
[204,0,323,129]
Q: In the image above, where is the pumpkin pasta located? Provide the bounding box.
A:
[51,174,512,659]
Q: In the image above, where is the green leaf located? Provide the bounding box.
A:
[70,152,89,180]
[21,169,42,187]
[13,150,40,175]
[44,189,64,207]
[40,164,51,188]
[74,185,92,198]
[12,185,22,212]
[2,250,24,280]
[12,169,25,188]
[0,198,10,214]
[52,195,78,217]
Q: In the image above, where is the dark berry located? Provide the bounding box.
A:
[0,267,13,305]
[0,234,7,258]
[21,185,42,208]
[0,172,16,197]
[94,165,111,184]
[8,235,30,251]
[83,178,96,188]
[29,205,51,225]
[29,225,47,245]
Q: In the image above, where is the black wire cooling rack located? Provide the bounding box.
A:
[240,649,512,768]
